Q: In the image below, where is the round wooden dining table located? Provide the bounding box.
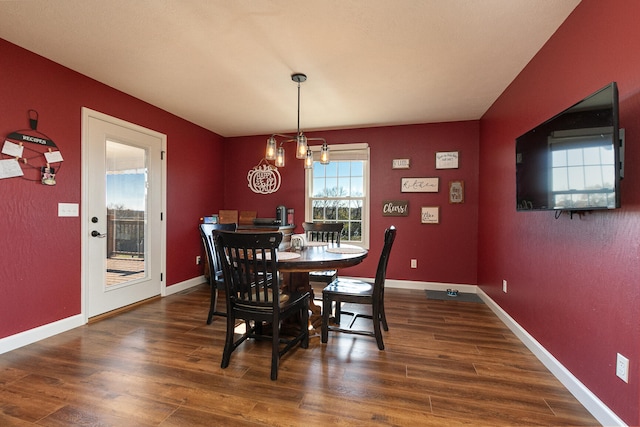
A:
[277,242,368,329]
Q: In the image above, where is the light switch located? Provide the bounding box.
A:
[58,203,79,217]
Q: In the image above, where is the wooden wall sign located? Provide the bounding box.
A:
[435,151,459,169]
[401,177,439,193]
[449,180,464,203]
[382,200,409,216]
[392,158,410,169]
[421,206,440,224]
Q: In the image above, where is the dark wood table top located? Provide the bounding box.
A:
[277,243,368,272]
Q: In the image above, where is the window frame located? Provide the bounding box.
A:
[304,143,370,249]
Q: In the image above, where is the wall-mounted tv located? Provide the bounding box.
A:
[516,82,621,212]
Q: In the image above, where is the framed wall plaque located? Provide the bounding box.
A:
[401,177,439,193]
[421,206,439,224]
[392,158,411,169]
[449,180,464,203]
[435,151,459,169]
[382,200,409,216]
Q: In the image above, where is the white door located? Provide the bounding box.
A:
[82,108,166,319]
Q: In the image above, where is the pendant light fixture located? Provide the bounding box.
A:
[265,73,329,168]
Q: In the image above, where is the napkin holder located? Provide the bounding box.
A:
[290,234,306,250]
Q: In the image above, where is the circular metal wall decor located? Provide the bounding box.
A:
[2,110,63,184]
[247,160,281,194]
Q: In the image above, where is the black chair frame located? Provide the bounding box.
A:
[214,230,310,380]
[321,226,396,350]
[302,221,343,244]
[302,221,344,285]
[199,222,237,324]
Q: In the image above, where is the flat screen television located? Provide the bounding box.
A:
[516,82,622,212]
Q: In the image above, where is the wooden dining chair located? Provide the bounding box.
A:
[214,230,310,380]
[302,221,344,286]
[199,222,237,324]
[321,226,396,350]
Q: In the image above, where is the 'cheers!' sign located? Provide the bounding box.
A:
[382,200,409,217]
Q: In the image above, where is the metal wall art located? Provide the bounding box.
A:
[247,159,281,194]
[1,110,63,184]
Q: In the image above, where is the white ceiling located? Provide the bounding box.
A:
[0,0,580,137]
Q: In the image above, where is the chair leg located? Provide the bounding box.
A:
[206,285,217,325]
[372,303,384,350]
[380,301,389,331]
[221,314,235,369]
[271,320,280,381]
[321,294,330,343]
[301,301,310,349]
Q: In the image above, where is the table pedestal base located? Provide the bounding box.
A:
[281,271,322,333]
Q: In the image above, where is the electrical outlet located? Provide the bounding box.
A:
[410,259,417,269]
[616,353,629,383]
[502,279,508,293]
[196,255,201,265]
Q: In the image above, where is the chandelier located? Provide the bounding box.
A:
[265,73,329,168]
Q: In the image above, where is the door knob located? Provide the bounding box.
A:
[91,230,106,238]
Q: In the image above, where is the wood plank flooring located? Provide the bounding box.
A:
[0,285,599,426]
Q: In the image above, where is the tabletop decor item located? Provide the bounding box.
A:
[326,246,366,254]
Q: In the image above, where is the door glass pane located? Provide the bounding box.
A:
[105,140,147,287]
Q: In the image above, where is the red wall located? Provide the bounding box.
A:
[3,2,635,422]
[478,0,640,424]
[0,39,225,338]
[224,122,479,284]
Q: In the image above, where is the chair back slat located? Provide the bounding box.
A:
[215,231,283,309]
[373,226,397,301]
[302,222,343,244]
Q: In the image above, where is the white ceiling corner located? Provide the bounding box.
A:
[0,0,581,137]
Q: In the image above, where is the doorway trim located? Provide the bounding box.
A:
[81,107,167,323]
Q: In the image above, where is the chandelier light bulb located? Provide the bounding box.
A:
[304,148,313,169]
[320,143,330,164]
[265,136,277,160]
[296,132,308,159]
[275,146,285,167]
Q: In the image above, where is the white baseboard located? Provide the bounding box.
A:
[384,278,477,294]
[0,314,84,355]
[476,288,625,427]
[165,275,206,296]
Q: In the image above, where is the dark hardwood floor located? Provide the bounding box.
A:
[0,284,599,426]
